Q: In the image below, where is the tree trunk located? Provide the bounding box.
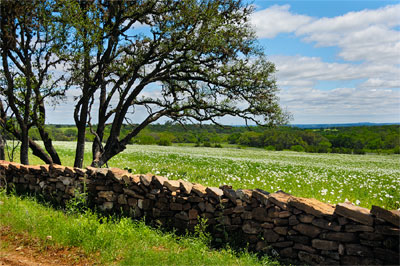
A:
[0,134,5,160]
[74,121,86,168]
[28,138,52,164]
[38,128,61,164]
[20,127,29,165]
[91,138,125,167]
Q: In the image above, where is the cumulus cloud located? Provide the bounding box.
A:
[250,5,312,38]
[250,4,400,123]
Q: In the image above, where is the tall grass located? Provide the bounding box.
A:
[0,190,279,265]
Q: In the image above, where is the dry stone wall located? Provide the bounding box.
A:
[0,160,399,265]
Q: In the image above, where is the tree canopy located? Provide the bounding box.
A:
[0,0,288,167]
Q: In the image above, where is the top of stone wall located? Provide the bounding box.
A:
[0,160,399,227]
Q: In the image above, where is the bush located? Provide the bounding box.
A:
[157,138,171,146]
[264,145,275,151]
[290,145,305,152]
[203,142,211,147]
[214,143,222,148]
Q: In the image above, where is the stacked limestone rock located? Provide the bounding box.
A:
[0,160,399,265]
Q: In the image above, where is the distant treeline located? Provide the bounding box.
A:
[15,123,400,154]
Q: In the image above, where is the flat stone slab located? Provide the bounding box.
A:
[252,189,269,205]
[192,183,207,197]
[236,189,253,203]
[206,186,223,199]
[335,203,373,225]
[152,175,167,188]
[164,180,180,192]
[140,174,153,187]
[289,197,335,217]
[223,188,237,203]
[371,205,400,227]
[268,191,292,210]
[108,168,130,181]
[178,179,193,194]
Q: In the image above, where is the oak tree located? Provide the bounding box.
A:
[60,0,288,167]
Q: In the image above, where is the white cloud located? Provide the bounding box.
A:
[249,4,400,123]
[250,5,312,38]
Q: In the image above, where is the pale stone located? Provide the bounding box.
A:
[289,196,335,217]
[164,180,180,192]
[178,179,193,194]
[192,183,207,197]
[140,174,153,187]
[268,190,291,210]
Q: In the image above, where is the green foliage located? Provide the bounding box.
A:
[290,145,305,152]
[157,138,172,146]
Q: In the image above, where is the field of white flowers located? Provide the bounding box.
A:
[31,142,400,210]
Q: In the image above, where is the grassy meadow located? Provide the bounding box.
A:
[27,141,400,210]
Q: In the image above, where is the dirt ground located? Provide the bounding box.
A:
[0,226,97,266]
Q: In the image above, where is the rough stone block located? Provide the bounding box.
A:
[123,188,145,199]
[178,179,193,194]
[223,188,237,203]
[98,191,114,201]
[242,220,261,234]
[188,209,198,220]
[263,229,280,242]
[206,186,223,199]
[345,244,373,257]
[164,180,180,192]
[271,241,293,248]
[280,247,297,259]
[371,205,400,227]
[170,202,183,211]
[293,243,316,253]
[236,189,253,203]
[374,247,399,264]
[289,196,335,217]
[312,218,341,231]
[140,174,153,187]
[298,251,325,264]
[175,211,189,221]
[320,232,357,242]
[298,214,314,223]
[335,202,373,225]
[152,175,167,189]
[345,224,374,233]
[252,207,268,222]
[375,225,400,236]
[117,194,127,205]
[192,183,207,197]
[359,232,384,241]
[312,239,339,250]
[274,226,288,235]
[252,189,269,205]
[288,235,310,245]
[268,190,291,210]
[293,223,322,238]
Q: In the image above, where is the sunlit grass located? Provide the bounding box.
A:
[0,191,278,265]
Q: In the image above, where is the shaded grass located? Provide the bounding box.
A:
[0,190,279,265]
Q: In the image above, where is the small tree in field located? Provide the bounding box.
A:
[60,0,289,167]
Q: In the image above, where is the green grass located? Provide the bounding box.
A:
[27,142,399,210]
[0,191,278,265]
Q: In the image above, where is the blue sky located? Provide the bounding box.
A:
[48,0,400,125]
[248,0,400,124]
